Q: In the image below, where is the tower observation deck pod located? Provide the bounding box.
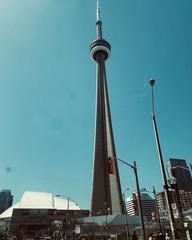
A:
[90,39,111,61]
[90,1,124,216]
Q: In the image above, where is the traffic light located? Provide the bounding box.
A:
[107,157,114,174]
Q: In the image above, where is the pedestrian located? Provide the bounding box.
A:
[165,233,170,240]
[148,233,153,240]
[157,232,166,240]
[131,231,138,240]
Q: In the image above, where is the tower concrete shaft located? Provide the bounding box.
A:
[90,7,123,216]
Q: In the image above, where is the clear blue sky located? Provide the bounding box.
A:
[0,0,191,209]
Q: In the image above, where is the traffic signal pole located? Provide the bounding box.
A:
[123,192,130,240]
[133,161,146,240]
[114,157,146,240]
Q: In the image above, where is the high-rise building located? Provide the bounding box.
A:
[156,190,192,219]
[155,191,167,211]
[178,190,192,211]
[126,193,156,221]
[167,158,192,191]
[0,189,13,214]
[90,1,123,216]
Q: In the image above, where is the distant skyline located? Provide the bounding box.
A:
[0,0,191,209]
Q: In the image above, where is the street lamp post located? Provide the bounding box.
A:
[123,188,130,240]
[110,157,146,240]
[149,79,176,240]
[56,194,79,234]
[133,161,146,240]
[56,194,79,210]
[57,195,69,210]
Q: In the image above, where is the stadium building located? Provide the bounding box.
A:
[0,191,89,238]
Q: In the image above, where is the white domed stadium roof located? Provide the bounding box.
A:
[0,191,80,219]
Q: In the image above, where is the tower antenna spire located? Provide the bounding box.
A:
[96,0,102,38]
[96,0,101,21]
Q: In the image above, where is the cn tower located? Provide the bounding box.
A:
[90,0,124,216]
